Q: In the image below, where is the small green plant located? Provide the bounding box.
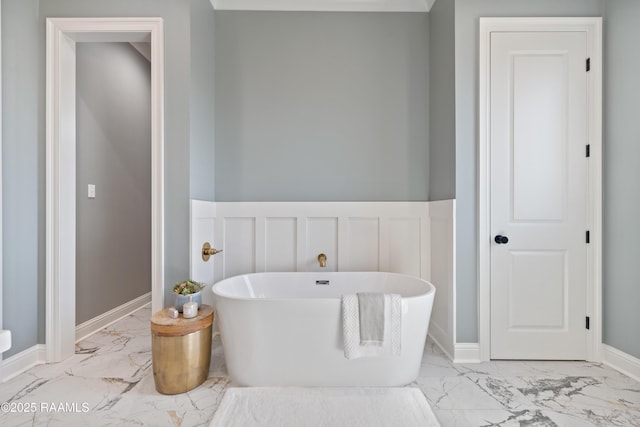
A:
[173,279,205,295]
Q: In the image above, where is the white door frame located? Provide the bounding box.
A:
[478,17,603,362]
[0,0,4,355]
[46,17,165,362]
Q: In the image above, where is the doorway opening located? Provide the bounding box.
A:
[75,41,152,341]
[46,17,164,362]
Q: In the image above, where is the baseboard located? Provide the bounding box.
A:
[76,292,151,343]
[1,344,47,382]
[453,343,481,364]
[602,344,640,382]
[428,332,454,361]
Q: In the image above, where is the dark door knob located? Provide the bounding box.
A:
[494,235,509,244]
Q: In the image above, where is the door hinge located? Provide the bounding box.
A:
[586,57,591,72]
[586,144,591,158]
[586,230,590,244]
[586,316,590,330]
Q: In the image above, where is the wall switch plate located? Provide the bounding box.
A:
[88,184,96,199]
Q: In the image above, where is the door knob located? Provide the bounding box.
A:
[494,235,509,244]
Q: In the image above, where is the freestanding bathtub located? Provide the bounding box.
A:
[212,271,435,386]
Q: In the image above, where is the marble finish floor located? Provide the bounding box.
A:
[0,306,639,426]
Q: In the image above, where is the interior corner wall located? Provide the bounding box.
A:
[602,0,640,359]
[190,0,216,202]
[428,0,455,201]
[453,0,603,343]
[214,11,430,202]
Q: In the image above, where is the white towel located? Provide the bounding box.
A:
[342,293,401,360]
[358,293,385,345]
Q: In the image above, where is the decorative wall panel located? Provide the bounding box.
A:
[191,200,456,358]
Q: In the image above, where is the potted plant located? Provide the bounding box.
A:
[173,279,204,312]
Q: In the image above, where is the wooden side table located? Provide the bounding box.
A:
[151,304,214,394]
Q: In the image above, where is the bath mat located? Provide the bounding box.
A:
[210,387,440,427]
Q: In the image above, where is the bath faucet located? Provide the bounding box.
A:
[318,253,327,268]
[202,242,223,262]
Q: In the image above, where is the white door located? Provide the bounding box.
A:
[490,31,588,359]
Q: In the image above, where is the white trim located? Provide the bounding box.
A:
[427,200,456,359]
[1,345,47,383]
[189,200,218,326]
[478,17,603,362]
[602,345,640,383]
[0,331,10,354]
[0,0,4,358]
[190,199,217,285]
[428,333,453,361]
[453,343,481,364]
[210,0,435,12]
[46,17,164,363]
[75,294,151,343]
[190,200,218,310]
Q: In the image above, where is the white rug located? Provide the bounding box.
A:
[210,387,440,427]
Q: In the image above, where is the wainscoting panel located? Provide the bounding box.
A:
[306,217,338,271]
[190,200,216,308]
[223,217,256,278]
[193,202,433,282]
[191,200,456,357]
[387,217,423,277]
[265,218,297,272]
[428,199,456,359]
[344,217,380,271]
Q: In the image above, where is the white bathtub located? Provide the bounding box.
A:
[212,272,435,386]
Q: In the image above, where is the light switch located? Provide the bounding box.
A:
[88,184,96,199]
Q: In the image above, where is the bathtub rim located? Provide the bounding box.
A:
[211,271,435,302]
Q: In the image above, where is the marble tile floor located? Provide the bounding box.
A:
[0,306,639,427]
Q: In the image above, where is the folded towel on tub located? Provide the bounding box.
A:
[342,293,401,360]
[358,292,386,344]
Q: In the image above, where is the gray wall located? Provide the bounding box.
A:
[428,0,455,200]
[214,11,430,201]
[2,0,197,357]
[454,0,603,343]
[2,0,42,356]
[602,0,640,358]
[76,43,151,325]
[190,0,216,201]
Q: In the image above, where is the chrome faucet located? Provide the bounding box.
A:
[317,253,327,268]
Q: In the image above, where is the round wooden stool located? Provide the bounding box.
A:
[150,304,214,394]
